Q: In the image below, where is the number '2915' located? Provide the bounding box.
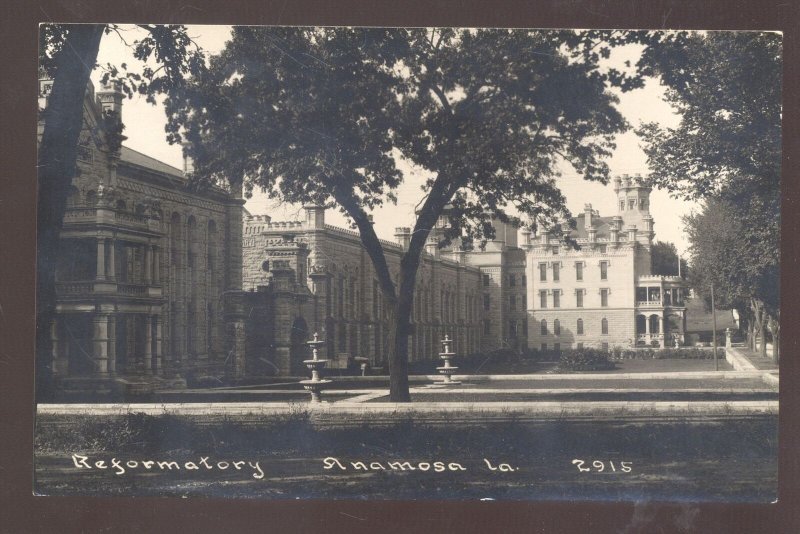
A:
[572,459,632,473]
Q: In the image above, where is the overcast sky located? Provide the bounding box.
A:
[90,25,694,255]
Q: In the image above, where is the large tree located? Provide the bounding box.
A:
[167,27,639,401]
[636,31,781,361]
[650,241,688,277]
[36,24,206,400]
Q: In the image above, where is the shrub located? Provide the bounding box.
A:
[555,349,615,372]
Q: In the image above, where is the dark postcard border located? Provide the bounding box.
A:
[1,1,798,532]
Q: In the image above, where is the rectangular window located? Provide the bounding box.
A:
[509,295,516,311]
[522,274,527,287]
[539,290,547,308]
[522,294,527,310]
[541,343,547,352]
[553,290,560,308]
[554,343,561,353]
[577,319,584,335]
[483,319,491,335]
[601,342,609,351]
[552,262,560,281]
[483,294,490,310]
[483,274,490,287]
[552,247,560,255]
[509,320,517,338]
[577,342,584,350]
[522,320,528,336]
[539,263,547,282]
[601,289,609,307]
[509,274,516,287]
[600,261,608,280]
[599,244,607,254]
[576,290,584,308]
[575,262,583,281]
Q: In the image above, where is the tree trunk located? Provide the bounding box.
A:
[388,287,412,402]
[36,25,105,401]
[758,306,767,359]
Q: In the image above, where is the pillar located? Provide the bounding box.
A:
[144,245,152,284]
[144,315,153,374]
[92,314,110,374]
[154,316,163,373]
[107,316,116,373]
[107,238,116,281]
[153,247,160,284]
[96,238,106,280]
[658,316,665,348]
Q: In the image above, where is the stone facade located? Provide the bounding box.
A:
[524,175,687,351]
[41,79,245,393]
[41,79,687,391]
[240,205,524,374]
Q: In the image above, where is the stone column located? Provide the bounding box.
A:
[107,316,116,373]
[144,245,152,284]
[107,238,116,281]
[154,316,163,373]
[143,315,153,374]
[92,314,110,374]
[153,247,160,284]
[658,315,665,348]
[96,238,106,280]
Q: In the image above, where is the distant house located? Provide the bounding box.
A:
[683,297,738,344]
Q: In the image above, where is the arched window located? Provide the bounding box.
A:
[540,319,547,336]
[577,318,584,335]
[85,190,97,206]
[601,318,609,335]
[554,319,561,336]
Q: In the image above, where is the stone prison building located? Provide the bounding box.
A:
[42,80,685,394]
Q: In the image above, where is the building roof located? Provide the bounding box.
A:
[120,146,184,178]
[570,213,615,240]
[684,297,738,333]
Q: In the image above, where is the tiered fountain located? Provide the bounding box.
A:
[299,332,331,402]
[435,335,461,386]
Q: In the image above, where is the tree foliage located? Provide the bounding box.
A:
[36,24,207,400]
[166,27,638,400]
[650,241,688,277]
[636,31,781,360]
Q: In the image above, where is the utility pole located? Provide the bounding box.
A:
[711,282,718,371]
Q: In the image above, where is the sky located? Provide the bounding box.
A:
[90,25,694,255]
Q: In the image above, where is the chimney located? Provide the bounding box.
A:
[425,235,439,258]
[394,227,411,250]
[610,216,622,243]
[584,203,593,229]
[304,204,326,229]
[181,141,194,176]
[97,83,123,117]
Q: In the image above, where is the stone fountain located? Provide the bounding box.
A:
[435,335,461,386]
[299,332,331,402]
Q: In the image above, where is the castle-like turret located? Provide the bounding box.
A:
[614,173,652,232]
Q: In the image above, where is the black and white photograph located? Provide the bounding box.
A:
[33,24,780,502]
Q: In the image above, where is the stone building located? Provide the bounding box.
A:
[524,175,687,352]
[240,205,523,374]
[40,79,245,393]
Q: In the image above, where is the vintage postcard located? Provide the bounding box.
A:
[34,25,780,502]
